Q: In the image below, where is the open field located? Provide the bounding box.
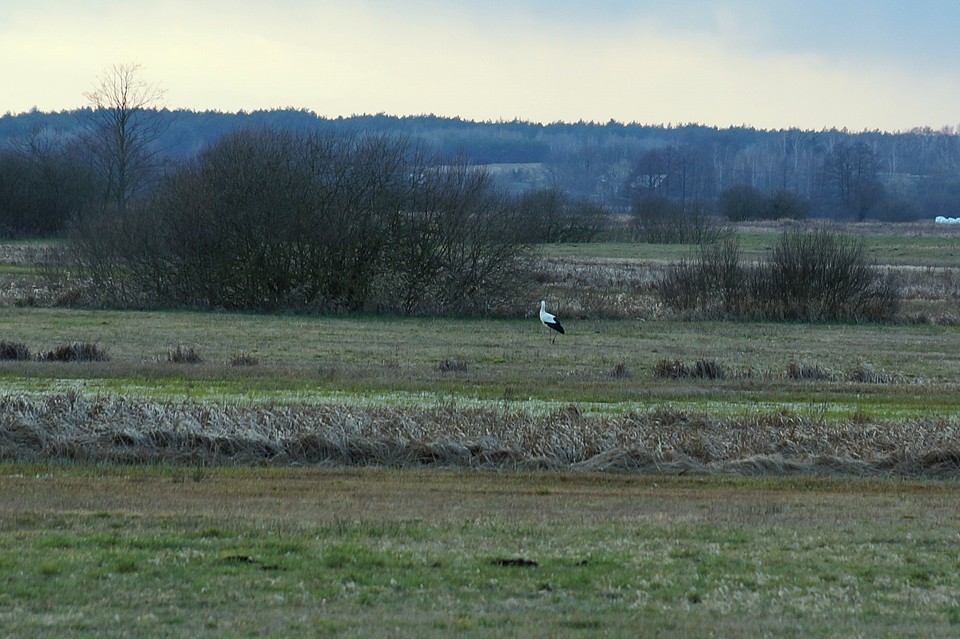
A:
[540,221,960,266]
[3,466,960,638]
[0,223,959,636]
[0,307,957,414]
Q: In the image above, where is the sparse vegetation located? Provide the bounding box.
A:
[436,358,468,373]
[629,195,727,244]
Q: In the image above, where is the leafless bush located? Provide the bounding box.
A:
[752,226,900,321]
[845,362,901,384]
[656,238,745,318]
[630,196,728,244]
[657,227,901,322]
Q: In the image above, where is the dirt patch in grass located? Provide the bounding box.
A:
[2,392,960,478]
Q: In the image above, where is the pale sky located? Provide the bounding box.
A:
[3,0,960,131]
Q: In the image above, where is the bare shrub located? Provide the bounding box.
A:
[845,362,900,384]
[656,238,745,318]
[37,342,109,362]
[68,128,533,316]
[653,358,688,379]
[512,187,608,243]
[752,226,900,322]
[656,227,902,322]
[0,340,31,361]
[694,359,726,379]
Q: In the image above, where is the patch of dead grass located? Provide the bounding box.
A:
[2,393,960,478]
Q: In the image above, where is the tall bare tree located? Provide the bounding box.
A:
[83,63,167,212]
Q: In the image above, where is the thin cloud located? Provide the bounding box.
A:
[3,0,958,130]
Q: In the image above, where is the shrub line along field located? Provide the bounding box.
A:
[2,226,960,636]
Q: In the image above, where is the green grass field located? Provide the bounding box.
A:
[540,221,960,266]
[3,466,960,638]
[1,224,960,636]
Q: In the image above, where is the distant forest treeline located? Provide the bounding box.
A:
[3,107,960,233]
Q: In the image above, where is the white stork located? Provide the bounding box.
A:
[539,300,565,343]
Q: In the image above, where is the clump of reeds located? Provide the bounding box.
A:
[653,358,726,380]
[0,340,31,361]
[785,360,835,381]
[167,345,203,364]
[36,342,109,362]
[437,358,468,373]
[846,362,900,384]
[230,352,259,367]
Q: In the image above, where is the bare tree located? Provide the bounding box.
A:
[83,63,167,212]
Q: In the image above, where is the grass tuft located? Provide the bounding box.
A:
[37,342,109,362]
[846,361,900,384]
[786,360,835,381]
[167,345,203,364]
[229,352,259,367]
[437,358,469,373]
[653,358,726,380]
[0,340,31,361]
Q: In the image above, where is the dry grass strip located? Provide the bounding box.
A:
[1,393,959,478]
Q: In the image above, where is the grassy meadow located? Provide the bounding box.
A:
[2,222,960,636]
[4,467,960,638]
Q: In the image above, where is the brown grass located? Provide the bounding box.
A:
[3,392,960,478]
